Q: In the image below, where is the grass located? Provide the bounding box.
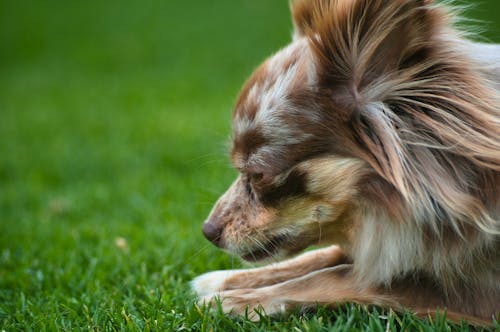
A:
[0,0,499,330]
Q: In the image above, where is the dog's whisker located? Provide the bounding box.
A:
[256,231,283,263]
[246,235,279,264]
[317,220,323,247]
[185,242,215,263]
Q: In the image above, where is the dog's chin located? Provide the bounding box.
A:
[237,236,309,263]
[240,247,288,263]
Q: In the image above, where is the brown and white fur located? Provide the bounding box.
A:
[191,0,500,325]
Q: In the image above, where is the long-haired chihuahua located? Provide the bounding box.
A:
[192,0,500,325]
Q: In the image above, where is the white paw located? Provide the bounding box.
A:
[191,270,243,296]
[199,288,289,321]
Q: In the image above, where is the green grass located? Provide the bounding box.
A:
[0,0,499,331]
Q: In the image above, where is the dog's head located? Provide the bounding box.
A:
[201,0,500,261]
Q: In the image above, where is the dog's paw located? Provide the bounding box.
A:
[200,288,290,321]
[191,270,243,296]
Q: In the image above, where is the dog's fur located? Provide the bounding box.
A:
[191,0,500,325]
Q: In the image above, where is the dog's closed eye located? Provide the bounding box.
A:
[244,172,266,200]
[250,173,264,184]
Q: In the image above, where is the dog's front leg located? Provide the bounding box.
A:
[199,264,402,321]
[191,245,347,296]
[199,265,493,326]
[198,264,374,320]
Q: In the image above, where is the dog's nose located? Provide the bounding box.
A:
[202,222,224,247]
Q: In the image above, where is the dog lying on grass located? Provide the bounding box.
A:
[192,0,500,325]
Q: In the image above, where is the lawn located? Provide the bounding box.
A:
[0,0,499,331]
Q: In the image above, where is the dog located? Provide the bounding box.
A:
[191,0,500,325]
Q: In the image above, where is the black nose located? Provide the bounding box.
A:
[202,222,223,247]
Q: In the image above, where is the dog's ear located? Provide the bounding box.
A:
[291,0,434,40]
[309,0,438,97]
[290,0,330,40]
[308,0,443,192]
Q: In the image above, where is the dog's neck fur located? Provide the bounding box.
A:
[350,41,500,293]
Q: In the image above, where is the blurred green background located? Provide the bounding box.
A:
[0,0,498,330]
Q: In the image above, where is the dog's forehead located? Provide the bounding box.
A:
[233,39,311,128]
[231,39,316,171]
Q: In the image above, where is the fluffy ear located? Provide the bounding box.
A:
[292,0,434,42]
[290,0,331,40]
[307,0,441,190]
[309,0,438,95]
